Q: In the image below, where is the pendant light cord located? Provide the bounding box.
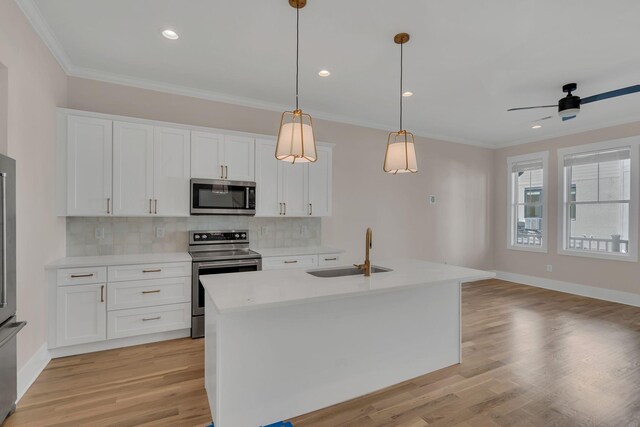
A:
[399,42,403,131]
[295,6,300,111]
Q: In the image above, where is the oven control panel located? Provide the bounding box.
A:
[189,230,248,244]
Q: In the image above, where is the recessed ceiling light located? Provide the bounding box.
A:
[531,124,542,129]
[402,91,414,97]
[162,29,179,40]
[318,70,331,77]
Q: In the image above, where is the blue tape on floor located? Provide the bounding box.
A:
[207,420,292,427]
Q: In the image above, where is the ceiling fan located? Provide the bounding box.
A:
[508,83,640,121]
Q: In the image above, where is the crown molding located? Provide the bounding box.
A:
[14,0,72,73]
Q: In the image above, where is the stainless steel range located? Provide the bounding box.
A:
[189,230,261,338]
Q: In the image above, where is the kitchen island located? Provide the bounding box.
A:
[201,259,494,427]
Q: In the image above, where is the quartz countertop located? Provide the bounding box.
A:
[45,252,192,269]
[254,246,343,257]
[201,259,494,313]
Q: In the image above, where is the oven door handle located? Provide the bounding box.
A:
[196,259,260,269]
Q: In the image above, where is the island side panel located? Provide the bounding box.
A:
[204,292,219,426]
[215,281,461,427]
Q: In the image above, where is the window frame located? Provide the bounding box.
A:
[557,137,639,262]
[506,151,549,253]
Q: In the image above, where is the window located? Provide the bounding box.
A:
[558,139,639,261]
[507,151,548,252]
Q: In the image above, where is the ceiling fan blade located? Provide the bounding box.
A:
[507,105,557,112]
[536,116,553,121]
[581,85,640,105]
[562,115,577,121]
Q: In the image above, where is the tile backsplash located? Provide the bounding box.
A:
[66,217,321,256]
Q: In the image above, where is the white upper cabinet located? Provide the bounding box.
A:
[67,115,113,216]
[255,138,332,217]
[191,131,225,179]
[308,145,333,217]
[190,131,254,181]
[154,126,191,216]
[279,162,309,217]
[255,139,281,216]
[224,135,255,181]
[113,121,154,216]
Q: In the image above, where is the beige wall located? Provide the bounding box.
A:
[67,76,494,268]
[0,0,67,369]
[493,121,640,295]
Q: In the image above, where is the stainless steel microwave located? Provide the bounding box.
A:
[190,179,256,215]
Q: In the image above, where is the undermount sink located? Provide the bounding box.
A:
[307,266,393,278]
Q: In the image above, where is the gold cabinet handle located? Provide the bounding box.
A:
[70,273,94,278]
[107,198,111,214]
[149,198,153,214]
[279,203,283,215]
[283,202,287,215]
[284,260,298,264]
[154,199,158,214]
[220,165,224,179]
[142,268,162,273]
[100,285,104,303]
[309,203,313,216]
[142,316,161,322]
[142,289,161,294]
[324,257,337,261]
[224,165,228,179]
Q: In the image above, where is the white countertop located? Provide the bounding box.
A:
[254,246,343,257]
[45,252,192,269]
[201,259,494,313]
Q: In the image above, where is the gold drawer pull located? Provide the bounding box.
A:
[283,260,298,264]
[70,273,94,278]
[324,257,337,261]
[142,316,161,322]
[142,269,162,273]
[142,290,161,294]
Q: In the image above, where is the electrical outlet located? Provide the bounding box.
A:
[94,228,104,240]
[156,226,165,238]
[546,264,553,272]
[429,195,437,205]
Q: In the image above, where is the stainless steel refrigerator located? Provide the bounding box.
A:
[0,154,26,424]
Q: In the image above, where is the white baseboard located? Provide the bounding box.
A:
[49,329,190,359]
[494,270,640,308]
[17,343,51,402]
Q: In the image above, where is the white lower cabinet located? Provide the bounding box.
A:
[56,283,107,347]
[50,260,191,353]
[262,255,319,271]
[107,303,191,340]
[318,253,341,267]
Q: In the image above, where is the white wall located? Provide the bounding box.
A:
[0,0,67,369]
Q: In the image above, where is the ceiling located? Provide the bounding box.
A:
[22,0,640,148]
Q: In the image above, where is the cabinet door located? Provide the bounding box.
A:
[191,131,225,179]
[279,161,309,217]
[56,283,106,347]
[255,138,281,216]
[67,115,113,215]
[153,126,191,216]
[308,145,332,216]
[224,135,255,181]
[113,121,154,216]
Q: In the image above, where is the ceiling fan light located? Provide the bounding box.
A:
[384,131,418,174]
[276,110,317,163]
[559,108,580,118]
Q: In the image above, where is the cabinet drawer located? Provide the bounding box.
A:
[262,255,318,271]
[107,277,191,311]
[57,267,107,286]
[318,253,341,266]
[107,303,190,339]
[108,262,191,282]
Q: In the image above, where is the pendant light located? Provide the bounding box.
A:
[275,0,317,163]
[383,33,418,174]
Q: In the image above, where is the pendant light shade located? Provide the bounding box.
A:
[276,110,316,163]
[276,0,317,164]
[384,130,417,173]
[384,33,418,174]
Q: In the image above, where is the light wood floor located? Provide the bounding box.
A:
[7,279,640,426]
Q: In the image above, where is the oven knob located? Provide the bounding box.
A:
[234,234,240,238]
[194,235,200,239]
[241,233,246,239]
[201,235,208,239]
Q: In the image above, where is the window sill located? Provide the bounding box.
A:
[558,248,638,262]
[507,244,548,253]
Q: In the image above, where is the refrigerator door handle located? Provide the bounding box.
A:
[0,172,6,308]
[0,321,26,348]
